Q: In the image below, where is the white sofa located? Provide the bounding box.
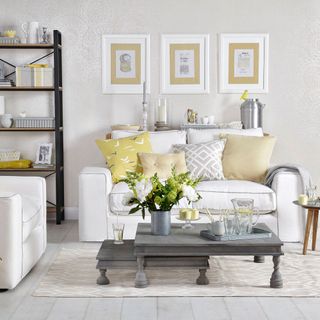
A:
[79,129,305,242]
[0,176,47,290]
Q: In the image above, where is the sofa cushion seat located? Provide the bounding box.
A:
[110,180,276,215]
[193,180,276,212]
[22,196,42,242]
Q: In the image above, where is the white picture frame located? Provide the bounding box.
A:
[219,33,269,93]
[35,143,53,164]
[161,34,210,94]
[102,34,150,94]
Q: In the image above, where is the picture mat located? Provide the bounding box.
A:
[169,43,200,84]
[111,43,141,84]
[228,43,259,84]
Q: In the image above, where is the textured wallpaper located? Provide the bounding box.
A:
[0,0,319,208]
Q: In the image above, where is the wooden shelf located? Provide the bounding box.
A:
[0,86,62,91]
[47,206,64,214]
[0,30,65,224]
[0,43,55,49]
[0,127,56,132]
[0,167,56,172]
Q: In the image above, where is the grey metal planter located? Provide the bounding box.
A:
[150,210,171,236]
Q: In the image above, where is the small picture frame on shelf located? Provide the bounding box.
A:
[35,143,53,164]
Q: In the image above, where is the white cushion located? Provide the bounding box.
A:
[110,181,189,214]
[187,128,264,144]
[192,180,276,212]
[111,130,186,153]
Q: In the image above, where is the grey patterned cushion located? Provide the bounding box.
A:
[172,140,226,181]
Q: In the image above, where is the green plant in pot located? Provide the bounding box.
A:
[121,169,201,235]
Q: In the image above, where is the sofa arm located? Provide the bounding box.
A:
[79,166,113,241]
[0,176,46,207]
[271,171,304,242]
[0,193,23,289]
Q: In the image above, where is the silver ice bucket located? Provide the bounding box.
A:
[240,98,265,129]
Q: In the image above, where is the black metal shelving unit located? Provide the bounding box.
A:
[0,30,64,224]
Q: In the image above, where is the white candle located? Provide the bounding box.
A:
[298,194,308,205]
[157,97,167,123]
[143,81,146,104]
[0,96,5,115]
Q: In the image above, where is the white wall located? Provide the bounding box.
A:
[1,0,320,209]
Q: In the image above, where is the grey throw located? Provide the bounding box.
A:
[265,164,312,192]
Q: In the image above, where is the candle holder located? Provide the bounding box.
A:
[141,81,149,131]
[142,102,148,131]
[155,97,170,131]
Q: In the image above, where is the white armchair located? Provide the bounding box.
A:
[0,176,47,290]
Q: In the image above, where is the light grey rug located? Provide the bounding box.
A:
[33,243,320,297]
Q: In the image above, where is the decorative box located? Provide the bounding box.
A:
[14,117,55,128]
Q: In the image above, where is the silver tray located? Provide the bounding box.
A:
[200,227,272,241]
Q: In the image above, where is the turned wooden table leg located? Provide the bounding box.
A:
[254,256,265,263]
[135,256,148,288]
[96,268,110,285]
[270,256,283,288]
[312,209,319,251]
[196,268,209,285]
[303,209,314,255]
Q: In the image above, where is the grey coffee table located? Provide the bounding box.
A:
[134,223,284,288]
[96,239,209,286]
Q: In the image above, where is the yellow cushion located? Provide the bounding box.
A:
[222,134,276,183]
[138,152,188,179]
[96,132,152,183]
[0,159,32,169]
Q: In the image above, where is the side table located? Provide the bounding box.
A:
[293,200,320,255]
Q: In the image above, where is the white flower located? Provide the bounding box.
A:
[182,184,198,202]
[135,179,153,202]
[122,192,134,206]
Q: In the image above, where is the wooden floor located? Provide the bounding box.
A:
[1,221,320,320]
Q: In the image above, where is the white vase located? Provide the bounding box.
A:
[1,114,13,128]
[21,22,39,44]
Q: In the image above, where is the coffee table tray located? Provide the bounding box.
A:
[200,227,272,241]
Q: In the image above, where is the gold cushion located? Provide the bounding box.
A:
[96,132,152,183]
[138,152,188,179]
[222,134,276,183]
[0,159,32,169]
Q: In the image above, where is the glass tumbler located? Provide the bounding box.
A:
[223,210,235,235]
[306,185,317,204]
[112,223,125,244]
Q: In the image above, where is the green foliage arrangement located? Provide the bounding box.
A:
[121,169,201,219]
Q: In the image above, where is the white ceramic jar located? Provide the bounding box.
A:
[1,114,13,128]
[211,221,225,236]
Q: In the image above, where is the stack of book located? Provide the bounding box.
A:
[32,163,55,169]
[0,79,14,87]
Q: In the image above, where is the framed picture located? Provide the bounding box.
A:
[219,33,269,93]
[35,143,53,164]
[102,34,150,94]
[161,34,210,94]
